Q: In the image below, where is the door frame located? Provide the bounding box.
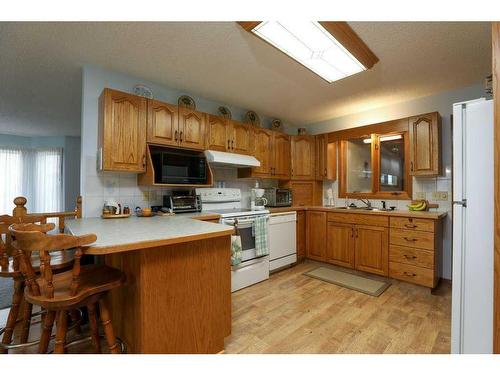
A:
[492,22,500,353]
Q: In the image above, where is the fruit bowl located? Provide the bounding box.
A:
[407,200,429,211]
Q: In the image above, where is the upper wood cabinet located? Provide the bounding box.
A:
[147,100,179,147]
[238,129,291,179]
[251,128,273,176]
[178,107,206,150]
[206,114,228,152]
[354,225,389,276]
[229,120,253,155]
[306,211,327,261]
[291,135,315,180]
[99,88,147,173]
[315,135,337,181]
[326,221,355,268]
[273,133,291,179]
[409,112,441,176]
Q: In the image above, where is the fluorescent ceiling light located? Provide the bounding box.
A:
[251,21,366,83]
[363,134,402,144]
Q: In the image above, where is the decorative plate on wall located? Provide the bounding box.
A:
[218,106,232,119]
[244,111,261,127]
[271,119,283,132]
[178,95,196,110]
[133,85,153,99]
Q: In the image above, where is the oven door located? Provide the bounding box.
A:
[221,216,267,263]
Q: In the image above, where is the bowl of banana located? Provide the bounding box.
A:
[407,200,429,211]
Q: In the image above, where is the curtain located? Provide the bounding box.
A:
[0,146,63,214]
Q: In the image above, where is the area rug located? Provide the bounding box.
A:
[304,266,391,297]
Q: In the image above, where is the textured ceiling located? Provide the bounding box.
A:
[0,22,491,137]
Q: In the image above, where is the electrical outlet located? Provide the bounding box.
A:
[142,191,150,201]
[414,192,426,200]
[432,191,448,201]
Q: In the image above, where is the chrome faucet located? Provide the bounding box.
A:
[358,198,372,208]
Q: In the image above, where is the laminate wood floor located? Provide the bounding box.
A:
[224,261,451,354]
[1,261,451,354]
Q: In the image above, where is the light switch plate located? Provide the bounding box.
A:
[415,192,426,200]
[432,191,448,201]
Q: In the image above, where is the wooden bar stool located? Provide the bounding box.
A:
[0,215,76,353]
[10,223,125,354]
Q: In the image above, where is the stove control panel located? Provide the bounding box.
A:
[195,188,241,203]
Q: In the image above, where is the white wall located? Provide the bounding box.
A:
[309,83,485,280]
[80,65,286,217]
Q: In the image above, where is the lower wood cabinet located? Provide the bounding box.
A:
[296,211,306,260]
[326,222,355,268]
[306,211,327,261]
[354,225,389,276]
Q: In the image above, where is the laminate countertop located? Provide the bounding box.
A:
[65,216,233,255]
[267,206,447,220]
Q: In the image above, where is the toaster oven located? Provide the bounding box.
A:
[263,188,292,207]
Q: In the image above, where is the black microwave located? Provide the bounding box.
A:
[150,147,207,185]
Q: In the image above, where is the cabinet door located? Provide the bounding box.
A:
[178,108,206,150]
[147,99,179,146]
[306,211,327,261]
[296,211,306,259]
[409,112,440,176]
[327,141,337,181]
[230,120,253,155]
[354,225,389,276]
[207,115,229,152]
[100,88,147,172]
[252,128,273,176]
[326,222,355,268]
[273,132,291,179]
[291,136,315,180]
[315,134,326,180]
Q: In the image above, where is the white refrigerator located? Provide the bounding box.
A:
[451,98,494,353]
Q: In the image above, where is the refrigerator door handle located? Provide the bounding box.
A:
[453,199,467,207]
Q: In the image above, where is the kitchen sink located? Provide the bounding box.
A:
[334,206,394,212]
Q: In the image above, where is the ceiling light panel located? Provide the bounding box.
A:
[252,21,366,83]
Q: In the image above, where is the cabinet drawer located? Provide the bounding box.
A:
[389,262,435,287]
[327,213,388,227]
[390,217,434,232]
[389,245,434,269]
[390,228,435,250]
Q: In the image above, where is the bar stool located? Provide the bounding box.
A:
[10,223,125,353]
[0,215,76,353]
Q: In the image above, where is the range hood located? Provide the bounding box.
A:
[204,150,261,168]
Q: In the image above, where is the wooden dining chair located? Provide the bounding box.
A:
[10,223,125,354]
[0,214,66,353]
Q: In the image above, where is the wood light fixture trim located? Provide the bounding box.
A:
[237,21,379,71]
[493,21,500,354]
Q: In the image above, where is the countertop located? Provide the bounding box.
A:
[65,215,233,255]
[267,206,447,219]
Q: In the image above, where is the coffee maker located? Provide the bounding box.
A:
[250,182,268,210]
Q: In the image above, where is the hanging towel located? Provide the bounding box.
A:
[253,215,269,257]
[231,235,242,266]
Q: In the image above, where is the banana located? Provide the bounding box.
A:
[407,200,427,211]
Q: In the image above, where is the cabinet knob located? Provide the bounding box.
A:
[403,271,417,277]
[404,224,417,228]
[232,140,234,150]
[403,237,417,242]
[175,130,178,142]
[142,154,146,167]
[410,161,414,172]
[179,131,183,142]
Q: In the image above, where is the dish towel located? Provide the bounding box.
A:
[231,234,242,266]
[253,216,269,257]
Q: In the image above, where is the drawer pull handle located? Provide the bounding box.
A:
[403,237,417,242]
[403,271,417,277]
[403,254,417,260]
[404,224,417,228]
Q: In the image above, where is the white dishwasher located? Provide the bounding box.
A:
[268,211,297,271]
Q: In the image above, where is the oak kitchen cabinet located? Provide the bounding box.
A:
[306,211,327,261]
[354,225,389,276]
[315,135,337,181]
[296,211,306,260]
[146,99,205,150]
[238,129,290,179]
[206,116,253,155]
[291,135,315,180]
[409,112,441,176]
[98,88,147,173]
[326,221,355,268]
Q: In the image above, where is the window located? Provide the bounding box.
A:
[339,132,411,200]
[0,147,63,214]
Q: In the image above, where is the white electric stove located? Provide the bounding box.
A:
[196,188,270,292]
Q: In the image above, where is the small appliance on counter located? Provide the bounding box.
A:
[250,182,268,211]
[102,200,131,219]
[163,190,202,213]
[262,188,292,207]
